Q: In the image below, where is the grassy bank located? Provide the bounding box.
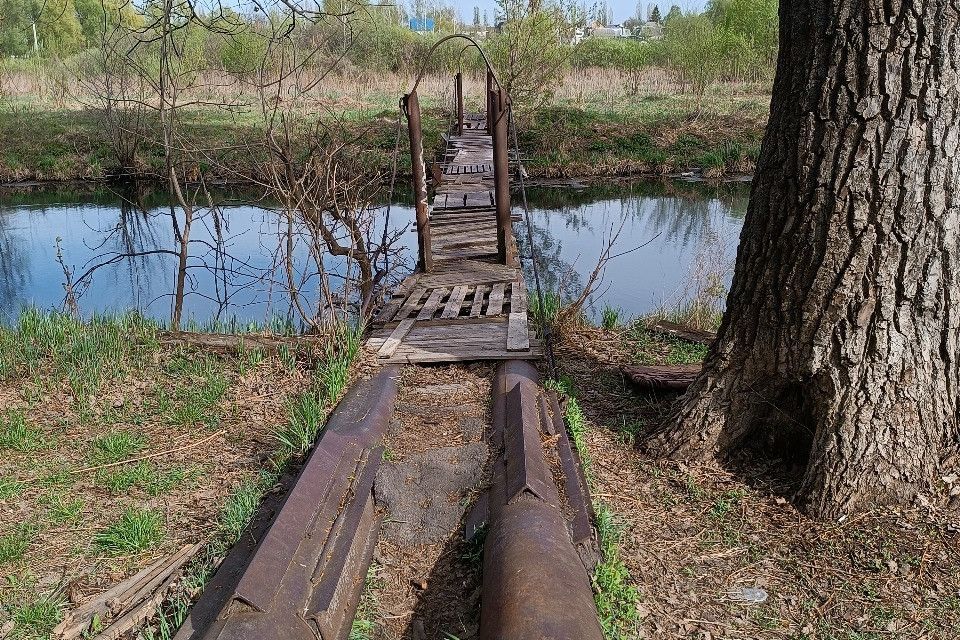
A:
[0,72,768,185]
[0,310,361,639]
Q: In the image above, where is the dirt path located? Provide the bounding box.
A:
[363,363,494,640]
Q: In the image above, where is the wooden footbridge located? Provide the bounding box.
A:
[174,38,603,640]
[365,68,543,364]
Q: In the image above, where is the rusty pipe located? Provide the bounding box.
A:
[480,361,603,640]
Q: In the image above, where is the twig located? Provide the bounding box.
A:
[65,431,224,477]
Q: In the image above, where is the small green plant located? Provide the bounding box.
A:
[0,409,46,451]
[91,430,146,464]
[95,508,164,555]
[0,475,23,499]
[220,477,268,543]
[41,493,84,524]
[100,461,155,492]
[593,505,642,639]
[274,391,324,455]
[0,523,35,563]
[10,593,65,638]
[600,304,622,330]
[530,291,562,331]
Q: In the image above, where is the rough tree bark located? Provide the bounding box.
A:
[650,1,960,519]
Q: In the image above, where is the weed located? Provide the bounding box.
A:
[10,593,65,638]
[40,493,84,524]
[0,409,46,451]
[91,430,146,464]
[0,524,35,563]
[0,476,23,499]
[94,508,164,555]
[350,565,384,640]
[593,505,642,639]
[100,461,155,492]
[600,304,622,330]
[169,372,229,428]
[275,391,324,455]
[709,489,745,522]
[531,291,563,332]
[220,476,268,543]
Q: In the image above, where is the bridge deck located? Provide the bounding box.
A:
[366,113,541,364]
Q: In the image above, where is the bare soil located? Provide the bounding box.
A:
[364,364,493,640]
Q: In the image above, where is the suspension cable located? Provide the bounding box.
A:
[508,104,557,378]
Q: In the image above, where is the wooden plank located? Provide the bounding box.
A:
[470,285,488,317]
[441,285,470,319]
[486,283,506,316]
[510,279,528,314]
[373,275,420,323]
[393,287,427,321]
[416,288,449,321]
[377,318,415,358]
[507,312,531,351]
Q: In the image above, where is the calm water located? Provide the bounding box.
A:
[0,180,748,326]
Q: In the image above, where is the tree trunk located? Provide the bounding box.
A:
[650,1,960,519]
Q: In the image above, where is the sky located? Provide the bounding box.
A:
[449,1,709,24]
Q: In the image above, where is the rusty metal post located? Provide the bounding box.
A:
[455,72,464,135]
[485,70,494,131]
[490,88,515,266]
[403,90,433,272]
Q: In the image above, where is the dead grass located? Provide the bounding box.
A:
[556,324,960,639]
[0,328,317,638]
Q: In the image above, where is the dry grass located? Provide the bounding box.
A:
[555,324,960,639]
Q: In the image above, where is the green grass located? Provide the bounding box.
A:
[94,508,164,555]
[98,461,189,495]
[550,377,640,639]
[220,474,272,543]
[0,410,46,451]
[593,505,642,639]
[8,593,65,639]
[91,430,147,465]
[275,391,325,455]
[38,491,85,525]
[600,304,623,330]
[0,524,35,564]
[0,309,159,403]
[0,476,23,499]
[349,566,384,640]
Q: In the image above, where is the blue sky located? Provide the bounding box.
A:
[449,1,709,24]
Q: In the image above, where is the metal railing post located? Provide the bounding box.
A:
[403,90,433,272]
[490,87,515,266]
[486,70,494,132]
[455,72,464,135]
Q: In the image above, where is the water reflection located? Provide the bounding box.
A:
[518,180,748,320]
[0,179,749,326]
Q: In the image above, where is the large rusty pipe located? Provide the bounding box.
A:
[177,367,401,640]
[490,89,515,266]
[403,90,433,272]
[480,361,604,640]
[455,72,464,135]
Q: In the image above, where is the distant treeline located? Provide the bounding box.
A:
[0,0,777,90]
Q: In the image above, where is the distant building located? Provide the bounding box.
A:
[409,17,436,32]
[590,25,630,38]
[637,21,664,40]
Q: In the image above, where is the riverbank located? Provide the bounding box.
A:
[554,319,960,638]
[0,90,768,185]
